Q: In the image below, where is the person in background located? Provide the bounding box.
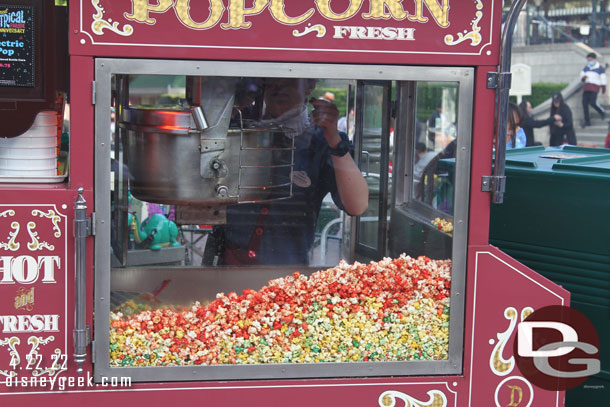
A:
[518,100,558,147]
[506,102,526,149]
[337,107,355,140]
[580,52,606,128]
[413,142,437,185]
[322,91,335,102]
[549,92,576,146]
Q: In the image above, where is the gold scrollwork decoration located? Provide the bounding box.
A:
[0,337,21,378]
[293,24,326,38]
[91,0,134,36]
[0,209,15,218]
[490,307,517,376]
[521,307,534,321]
[47,348,68,377]
[27,337,64,377]
[444,0,483,46]
[379,390,448,407]
[31,209,62,238]
[26,222,55,251]
[490,306,535,377]
[0,221,21,251]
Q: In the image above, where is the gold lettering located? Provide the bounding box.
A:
[507,385,523,407]
[221,0,269,29]
[408,0,449,27]
[363,0,407,20]
[124,0,174,25]
[269,0,315,25]
[316,0,364,21]
[27,287,34,304]
[14,287,34,310]
[174,0,224,29]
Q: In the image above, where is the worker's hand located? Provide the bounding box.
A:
[555,120,564,128]
[553,114,562,121]
[582,75,588,82]
[309,98,341,147]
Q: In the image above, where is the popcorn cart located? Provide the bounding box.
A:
[1,1,575,406]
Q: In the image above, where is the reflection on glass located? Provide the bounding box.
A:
[357,85,386,250]
[108,75,453,370]
[413,82,459,216]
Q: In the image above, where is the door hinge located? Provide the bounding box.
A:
[76,215,93,238]
[481,175,506,194]
[486,72,512,90]
[91,81,96,105]
[90,212,96,236]
[91,339,95,361]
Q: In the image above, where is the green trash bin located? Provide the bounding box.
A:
[489,145,610,404]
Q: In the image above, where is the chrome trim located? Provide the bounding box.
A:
[94,59,474,382]
[73,187,90,373]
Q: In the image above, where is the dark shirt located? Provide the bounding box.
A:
[521,114,553,147]
[550,104,576,146]
[223,126,348,265]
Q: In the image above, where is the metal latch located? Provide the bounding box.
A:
[74,188,91,373]
[481,175,506,194]
[486,72,512,90]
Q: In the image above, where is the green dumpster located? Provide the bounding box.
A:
[490,145,610,404]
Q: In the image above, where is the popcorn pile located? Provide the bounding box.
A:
[109,255,451,367]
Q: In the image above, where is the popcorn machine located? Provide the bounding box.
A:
[0,1,576,406]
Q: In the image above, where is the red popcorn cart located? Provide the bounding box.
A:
[0,1,581,406]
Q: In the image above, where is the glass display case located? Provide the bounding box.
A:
[94,60,472,381]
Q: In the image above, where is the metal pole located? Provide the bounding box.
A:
[491,0,528,204]
[593,0,599,47]
[73,187,90,373]
[601,1,606,46]
[525,3,531,46]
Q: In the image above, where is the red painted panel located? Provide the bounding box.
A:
[467,65,496,246]
[69,0,501,66]
[68,56,95,190]
[465,246,569,407]
[0,377,461,406]
[0,188,92,394]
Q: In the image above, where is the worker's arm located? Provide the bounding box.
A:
[310,99,369,216]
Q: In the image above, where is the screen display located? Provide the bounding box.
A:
[0,4,35,87]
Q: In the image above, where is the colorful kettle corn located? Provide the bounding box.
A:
[431,217,453,234]
[109,255,451,366]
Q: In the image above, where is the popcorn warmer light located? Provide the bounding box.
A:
[109,255,451,366]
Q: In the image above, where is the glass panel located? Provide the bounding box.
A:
[412,82,458,216]
[104,71,464,376]
[357,84,385,252]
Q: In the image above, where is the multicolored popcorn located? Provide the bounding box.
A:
[432,217,453,234]
[110,255,451,366]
